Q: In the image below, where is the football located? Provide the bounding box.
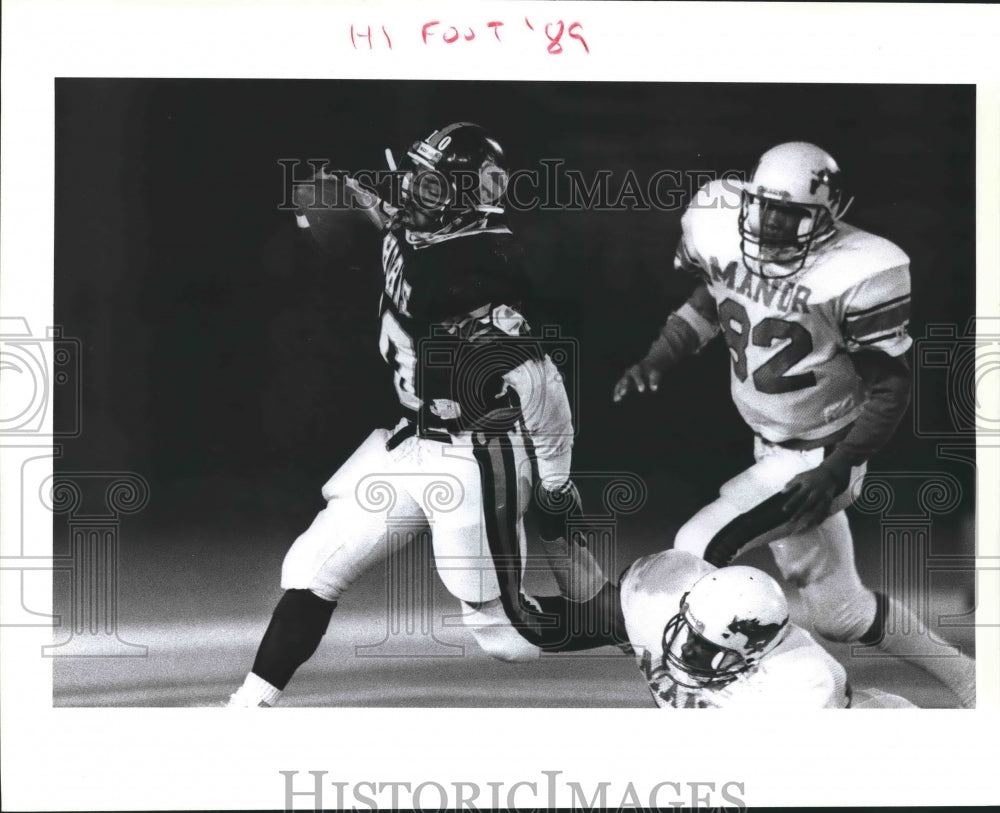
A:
[292,174,383,256]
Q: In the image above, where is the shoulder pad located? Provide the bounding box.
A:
[805,225,910,301]
[679,179,742,269]
[683,179,742,228]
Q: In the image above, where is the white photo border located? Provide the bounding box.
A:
[1,1,998,809]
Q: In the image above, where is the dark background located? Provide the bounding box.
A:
[54,79,976,575]
[51,80,978,706]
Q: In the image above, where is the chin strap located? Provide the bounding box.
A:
[832,194,855,223]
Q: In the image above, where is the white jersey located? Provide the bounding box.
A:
[620,550,849,709]
[675,180,912,443]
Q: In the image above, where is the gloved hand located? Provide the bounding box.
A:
[781,458,852,529]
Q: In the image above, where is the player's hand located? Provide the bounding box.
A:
[612,361,661,402]
[780,464,843,529]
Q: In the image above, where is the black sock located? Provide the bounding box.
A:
[251,589,336,690]
[858,590,889,646]
[531,581,629,652]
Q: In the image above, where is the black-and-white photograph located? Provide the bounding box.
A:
[49,79,977,711]
[3,3,999,810]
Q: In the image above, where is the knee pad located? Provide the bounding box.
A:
[280,522,373,602]
[807,583,877,643]
[673,518,709,558]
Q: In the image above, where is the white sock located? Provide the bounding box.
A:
[229,672,282,707]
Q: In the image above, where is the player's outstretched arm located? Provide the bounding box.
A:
[340,174,397,231]
[292,168,396,254]
[612,283,719,402]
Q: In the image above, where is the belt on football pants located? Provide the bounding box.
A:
[760,421,854,455]
[385,399,522,451]
[385,419,455,451]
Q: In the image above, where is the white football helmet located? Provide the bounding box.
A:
[658,566,790,688]
[738,141,853,276]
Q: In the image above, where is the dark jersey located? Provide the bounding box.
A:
[378,224,534,430]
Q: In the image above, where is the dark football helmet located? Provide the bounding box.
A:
[391,122,509,235]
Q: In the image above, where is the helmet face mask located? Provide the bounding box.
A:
[738,194,833,275]
[654,567,791,690]
[738,142,851,278]
[399,168,452,228]
[658,611,747,689]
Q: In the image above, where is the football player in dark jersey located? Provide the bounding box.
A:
[229,123,623,707]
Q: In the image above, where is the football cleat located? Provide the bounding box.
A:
[224,692,272,708]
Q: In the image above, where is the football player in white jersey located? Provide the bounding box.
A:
[614,142,975,708]
[621,549,915,708]
[229,124,615,707]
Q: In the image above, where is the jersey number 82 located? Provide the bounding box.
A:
[717,298,817,395]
